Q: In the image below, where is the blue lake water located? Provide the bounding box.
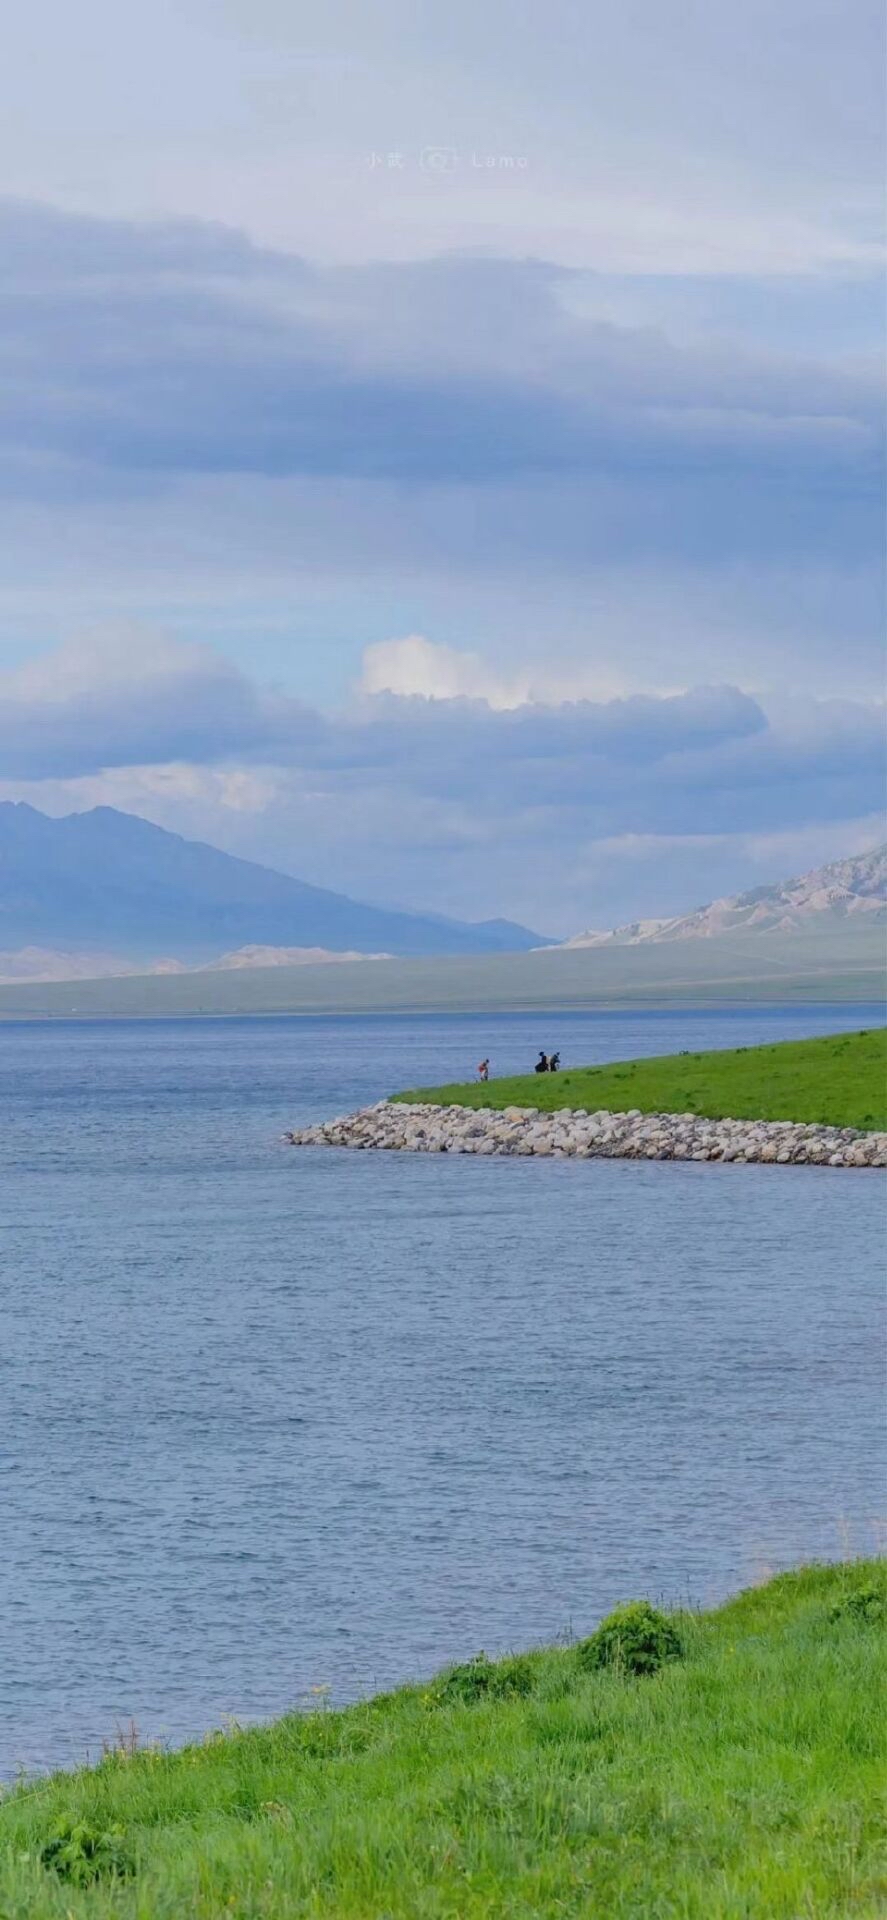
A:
[0,1003,884,1776]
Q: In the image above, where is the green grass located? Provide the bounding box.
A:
[394,1027,887,1130]
[1,1561,884,1917]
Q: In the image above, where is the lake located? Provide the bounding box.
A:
[0,1004,883,1776]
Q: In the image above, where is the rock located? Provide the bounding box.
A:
[287,1099,881,1173]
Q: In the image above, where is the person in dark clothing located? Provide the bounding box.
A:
[549,1052,560,1072]
[535,1050,549,1073]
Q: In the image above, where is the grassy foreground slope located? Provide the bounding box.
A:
[395,1027,887,1130]
[0,1562,884,1919]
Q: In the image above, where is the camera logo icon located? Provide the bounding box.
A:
[420,146,459,175]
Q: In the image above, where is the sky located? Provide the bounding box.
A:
[0,0,884,935]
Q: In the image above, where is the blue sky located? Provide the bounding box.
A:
[0,0,883,932]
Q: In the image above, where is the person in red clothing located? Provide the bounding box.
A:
[477,1058,490,1081]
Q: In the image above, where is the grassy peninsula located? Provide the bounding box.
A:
[0,1561,884,1917]
[395,1027,887,1131]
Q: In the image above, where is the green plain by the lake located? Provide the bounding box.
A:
[1,1561,883,1919]
[0,921,882,1019]
[396,1027,887,1131]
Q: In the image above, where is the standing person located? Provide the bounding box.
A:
[535,1050,549,1073]
[477,1058,490,1082]
[549,1052,561,1073]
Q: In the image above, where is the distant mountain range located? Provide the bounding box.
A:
[0,943,393,984]
[558,847,887,948]
[3,806,882,987]
[0,803,545,979]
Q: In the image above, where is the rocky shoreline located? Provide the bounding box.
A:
[288,1101,887,1168]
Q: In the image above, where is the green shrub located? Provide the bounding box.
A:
[577,1601,683,1677]
[828,1584,885,1627]
[38,1817,133,1887]
[435,1652,534,1705]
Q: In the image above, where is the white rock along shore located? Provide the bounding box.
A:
[288,1102,887,1168]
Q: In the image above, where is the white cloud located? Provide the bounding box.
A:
[359,636,629,708]
[7,625,226,701]
[361,635,522,707]
[0,625,321,777]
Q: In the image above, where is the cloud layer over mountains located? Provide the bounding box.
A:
[1,630,882,934]
[0,3,882,928]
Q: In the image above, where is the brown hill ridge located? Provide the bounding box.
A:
[558,846,887,948]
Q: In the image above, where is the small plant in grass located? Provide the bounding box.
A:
[435,1652,534,1705]
[576,1601,684,1677]
[39,1817,133,1887]
[828,1583,884,1627]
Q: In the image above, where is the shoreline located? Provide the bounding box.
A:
[289,1100,887,1167]
[2,1561,884,1917]
[0,989,884,1023]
